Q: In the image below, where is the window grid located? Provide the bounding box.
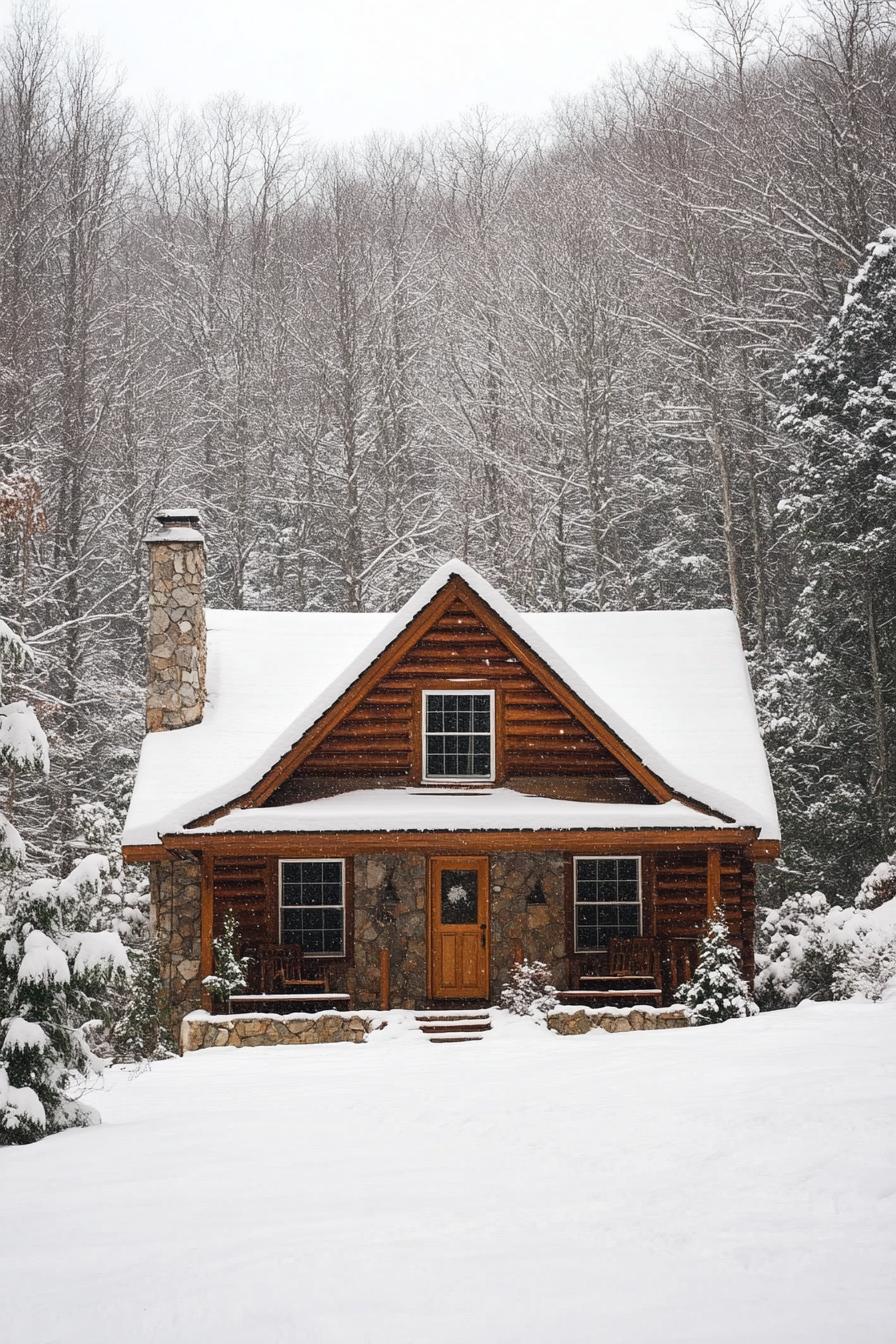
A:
[574,856,642,953]
[422,690,495,782]
[279,859,345,957]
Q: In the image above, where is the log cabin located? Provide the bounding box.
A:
[122,510,780,1030]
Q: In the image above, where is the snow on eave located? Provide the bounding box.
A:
[171,791,749,839]
[159,559,764,840]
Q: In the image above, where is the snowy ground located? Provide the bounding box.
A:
[2,1004,895,1344]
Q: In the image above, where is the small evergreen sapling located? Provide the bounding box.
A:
[202,911,249,1011]
[676,905,758,1025]
[499,958,558,1017]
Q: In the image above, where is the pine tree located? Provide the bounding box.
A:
[202,911,249,1011]
[676,906,758,1025]
[0,619,49,869]
[777,227,896,895]
[0,866,129,1143]
[0,622,131,1142]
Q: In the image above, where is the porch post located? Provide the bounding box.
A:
[200,852,214,1010]
[706,846,721,921]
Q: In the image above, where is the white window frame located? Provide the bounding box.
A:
[421,688,496,784]
[279,858,346,958]
[573,855,642,954]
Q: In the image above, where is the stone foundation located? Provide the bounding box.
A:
[181,1010,373,1051]
[547,1006,690,1034]
[151,858,203,1033]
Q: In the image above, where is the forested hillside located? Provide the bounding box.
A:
[0,0,893,898]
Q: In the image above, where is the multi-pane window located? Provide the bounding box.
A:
[574,857,641,952]
[280,860,345,956]
[423,691,494,781]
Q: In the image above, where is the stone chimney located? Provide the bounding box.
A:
[145,508,207,731]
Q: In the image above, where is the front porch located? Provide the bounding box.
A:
[222,931,701,1018]
[149,836,756,1030]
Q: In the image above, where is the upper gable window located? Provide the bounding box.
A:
[423,691,494,782]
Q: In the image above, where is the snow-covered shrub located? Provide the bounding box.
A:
[676,906,758,1024]
[499,959,557,1017]
[756,852,896,1007]
[0,864,129,1144]
[755,890,845,1009]
[830,900,896,1002]
[857,856,896,911]
[203,911,249,1010]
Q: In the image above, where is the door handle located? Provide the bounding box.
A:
[480,922,486,949]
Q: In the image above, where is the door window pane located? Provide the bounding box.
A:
[440,868,479,924]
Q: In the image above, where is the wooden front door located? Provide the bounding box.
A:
[429,856,489,1000]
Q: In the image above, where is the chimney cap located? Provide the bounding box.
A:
[145,506,204,545]
[154,507,201,528]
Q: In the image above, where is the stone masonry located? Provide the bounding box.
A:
[351,852,428,1008]
[547,1006,690,1033]
[489,851,568,993]
[181,1010,373,1051]
[150,857,203,1034]
[145,509,207,731]
[325,850,569,1009]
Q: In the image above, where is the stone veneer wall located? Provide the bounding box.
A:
[547,1006,689,1034]
[145,536,207,731]
[351,852,428,1008]
[181,1010,372,1051]
[489,851,568,993]
[151,858,203,1033]
[336,850,569,1009]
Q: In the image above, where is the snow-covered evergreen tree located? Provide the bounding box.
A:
[0,865,129,1143]
[499,959,557,1017]
[676,906,758,1024]
[856,853,896,911]
[0,621,133,1141]
[69,781,163,1061]
[0,619,48,869]
[202,911,249,1011]
[777,227,896,895]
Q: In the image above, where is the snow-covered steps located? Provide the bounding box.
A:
[415,1010,492,1043]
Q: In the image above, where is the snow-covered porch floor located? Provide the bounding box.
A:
[2,1003,894,1343]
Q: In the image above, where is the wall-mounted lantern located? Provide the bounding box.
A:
[376,871,400,923]
[528,877,547,905]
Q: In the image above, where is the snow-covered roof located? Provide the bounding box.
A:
[180,790,742,837]
[123,559,779,847]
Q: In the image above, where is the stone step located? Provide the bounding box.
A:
[427,1034,485,1043]
[415,1012,491,1022]
[418,1020,492,1035]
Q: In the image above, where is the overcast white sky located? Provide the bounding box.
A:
[8,0,689,143]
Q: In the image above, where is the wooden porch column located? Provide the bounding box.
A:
[707,846,721,920]
[379,948,391,1011]
[200,852,214,1010]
